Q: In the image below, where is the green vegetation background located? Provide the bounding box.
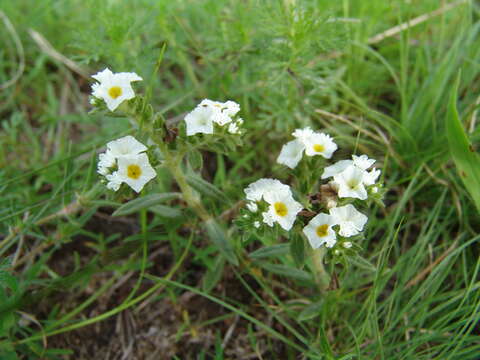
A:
[0,0,479,359]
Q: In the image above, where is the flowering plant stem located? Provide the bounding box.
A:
[312,247,330,293]
[125,103,211,223]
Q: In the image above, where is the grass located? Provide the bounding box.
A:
[1,0,479,359]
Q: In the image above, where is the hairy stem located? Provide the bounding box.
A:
[312,247,330,293]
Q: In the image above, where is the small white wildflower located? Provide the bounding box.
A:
[303,213,337,249]
[363,168,381,186]
[302,133,338,159]
[228,122,239,134]
[276,140,305,169]
[246,202,258,213]
[329,204,368,237]
[105,172,122,191]
[352,155,375,170]
[200,99,240,126]
[321,160,353,180]
[107,135,148,157]
[262,211,275,227]
[343,242,352,248]
[116,153,157,193]
[244,178,291,202]
[91,68,142,111]
[292,127,315,143]
[184,105,215,136]
[263,191,303,231]
[278,127,337,169]
[333,165,368,200]
[97,150,116,175]
[254,221,261,228]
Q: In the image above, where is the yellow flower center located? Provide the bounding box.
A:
[274,202,288,217]
[108,86,123,99]
[313,144,325,152]
[127,164,142,179]
[347,179,360,189]
[316,224,329,237]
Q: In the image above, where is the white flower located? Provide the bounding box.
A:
[105,172,122,191]
[303,213,337,249]
[91,68,142,111]
[278,127,337,169]
[329,204,368,237]
[321,160,353,180]
[228,121,240,134]
[106,135,148,157]
[352,155,375,170]
[262,211,275,227]
[363,168,381,186]
[97,150,116,175]
[116,153,157,193]
[302,133,337,159]
[254,221,261,228]
[244,178,291,202]
[184,105,215,136]
[200,99,240,126]
[292,127,315,143]
[276,140,305,169]
[263,191,303,231]
[246,202,258,213]
[333,165,368,200]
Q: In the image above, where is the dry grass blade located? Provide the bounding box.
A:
[28,28,91,79]
[0,10,25,90]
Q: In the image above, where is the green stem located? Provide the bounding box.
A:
[312,247,330,293]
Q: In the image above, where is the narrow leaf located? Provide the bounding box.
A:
[186,175,228,203]
[446,74,480,212]
[298,300,324,321]
[150,205,182,218]
[256,262,312,282]
[204,219,238,266]
[112,193,181,216]
[290,235,305,267]
[249,244,290,259]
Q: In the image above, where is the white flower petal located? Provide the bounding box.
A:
[244,178,291,202]
[330,204,368,237]
[264,191,303,231]
[184,105,215,136]
[106,171,122,191]
[321,160,353,179]
[246,202,258,212]
[91,68,142,111]
[276,140,305,169]
[363,168,381,186]
[334,165,368,200]
[303,133,337,158]
[117,153,157,193]
[303,213,337,249]
[107,136,147,157]
[352,155,375,170]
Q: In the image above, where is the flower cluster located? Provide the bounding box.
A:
[97,136,156,193]
[91,69,244,195]
[243,126,383,252]
[277,127,337,169]
[184,99,243,136]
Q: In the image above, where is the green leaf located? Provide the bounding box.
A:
[150,205,182,218]
[446,74,480,212]
[112,193,181,216]
[187,150,203,171]
[248,244,290,259]
[256,262,312,282]
[202,256,225,293]
[186,175,229,203]
[204,219,238,266]
[290,235,305,267]
[298,300,324,321]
